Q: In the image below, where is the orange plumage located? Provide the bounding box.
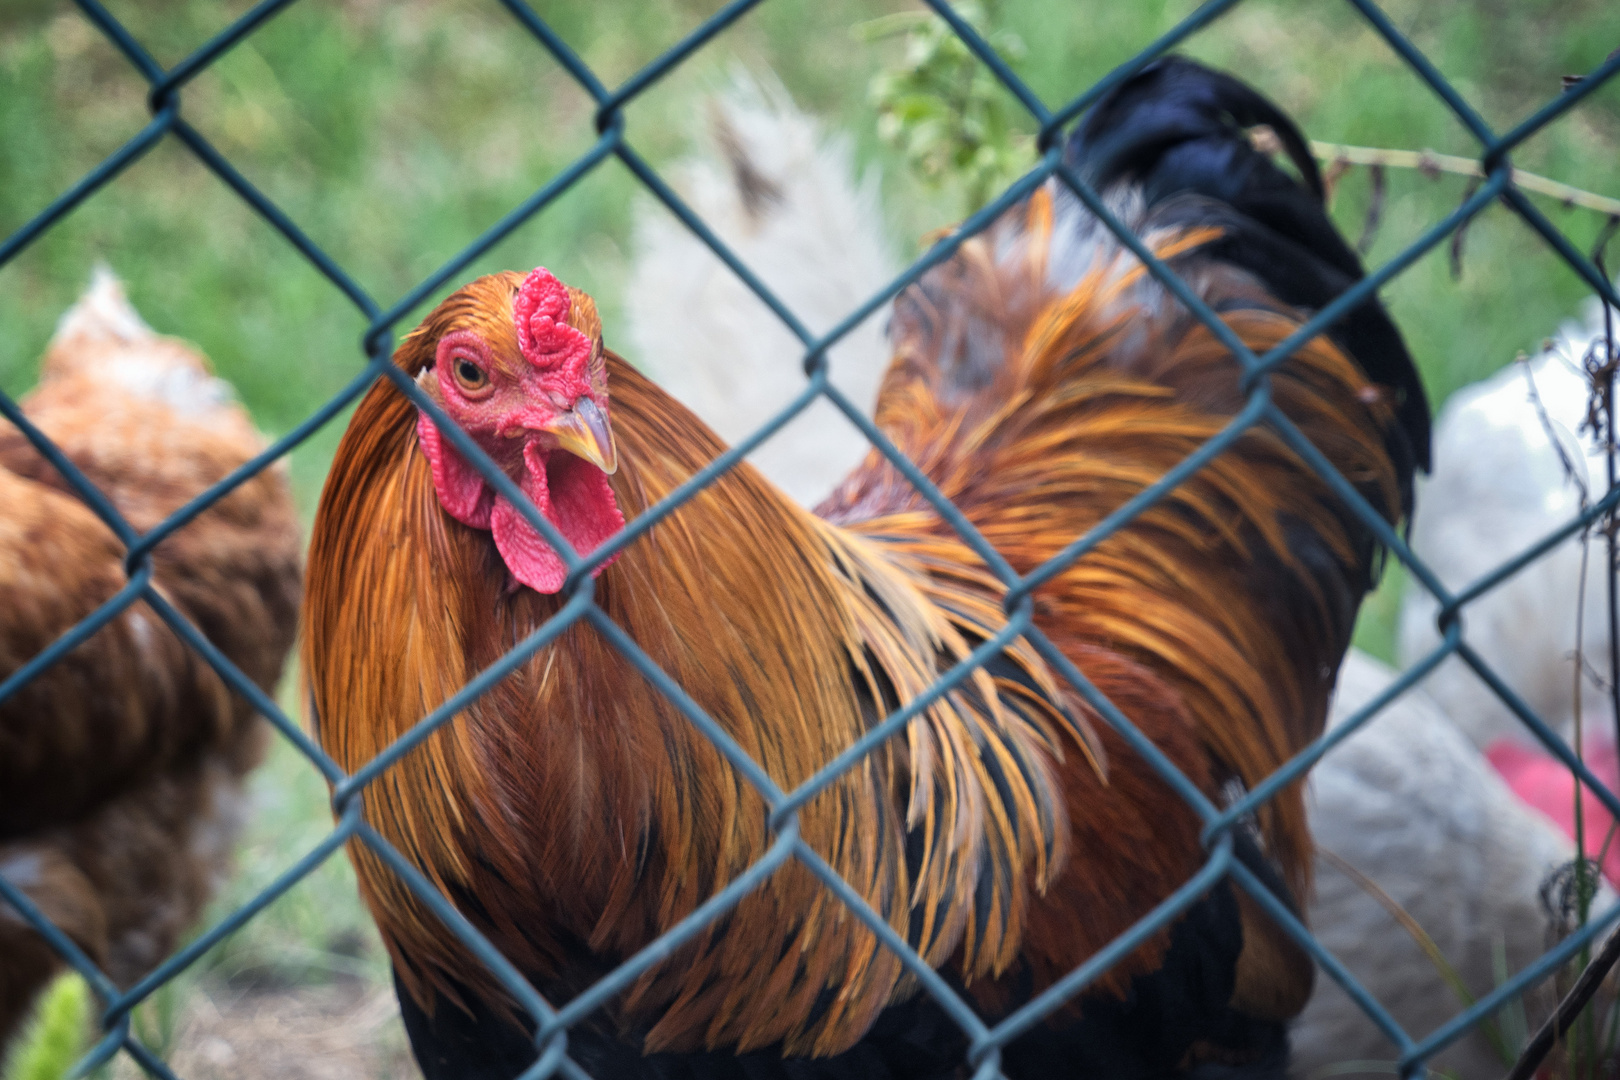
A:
[304,58,1424,1079]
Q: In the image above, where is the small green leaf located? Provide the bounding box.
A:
[867,0,1035,217]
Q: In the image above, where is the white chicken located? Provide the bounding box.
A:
[626,72,898,508]
[1293,650,1610,1078]
[1398,298,1618,751]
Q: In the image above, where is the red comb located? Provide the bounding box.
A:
[513,268,591,381]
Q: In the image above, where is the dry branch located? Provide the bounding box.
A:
[1310,141,1620,218]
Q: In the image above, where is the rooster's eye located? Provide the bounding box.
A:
[453,357,488,393]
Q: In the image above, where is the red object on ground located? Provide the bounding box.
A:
[1488,736,1620,887]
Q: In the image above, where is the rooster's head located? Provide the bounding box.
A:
[411,266,624,595]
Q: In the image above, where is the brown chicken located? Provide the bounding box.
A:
[304,59,1427,1079]
[0,270,301,1047]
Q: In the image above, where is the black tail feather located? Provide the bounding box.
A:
[1065,56,1431,480]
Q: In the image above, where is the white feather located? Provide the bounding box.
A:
[626,72,897,508]
[1398,298,1619,749]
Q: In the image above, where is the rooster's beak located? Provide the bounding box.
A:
[540,397,618,475]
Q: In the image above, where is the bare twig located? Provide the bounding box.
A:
[1248,124,1282,157]
[1309,141,1620,218]
[1591,224,1620,764]
[1564,48,1620,94]
[1322,155,1351,206]
[1577,651,1614,697]
[1502,922,1620,1080]
[1529,336,1603,1078]
[1520,352,1589,506]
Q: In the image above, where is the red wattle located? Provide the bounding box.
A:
[416,413,494,528]
[491,495,567,594]
[484,442,624,595]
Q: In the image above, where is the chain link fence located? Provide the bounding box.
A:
[3,1,1619,1078]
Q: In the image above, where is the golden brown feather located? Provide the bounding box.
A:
[0,272,300,1046]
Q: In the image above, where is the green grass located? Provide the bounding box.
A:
[3,0,1616,436]
[2,0,1617,1064]
[2,975,89,1080]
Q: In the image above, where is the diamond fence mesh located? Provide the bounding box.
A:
[2,1,1619,1078]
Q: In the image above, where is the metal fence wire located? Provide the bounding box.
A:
[4,1,1620,1078]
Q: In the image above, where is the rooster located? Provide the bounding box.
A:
[0,270,301,1047]
[305,58,1427,1079]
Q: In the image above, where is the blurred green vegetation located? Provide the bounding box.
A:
[863,2,1035,216]
[1,0,1617,1064]
[1,974,88,1080]
[3,0,1616,503]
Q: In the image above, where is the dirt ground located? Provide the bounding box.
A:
[112,980,415,1080]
